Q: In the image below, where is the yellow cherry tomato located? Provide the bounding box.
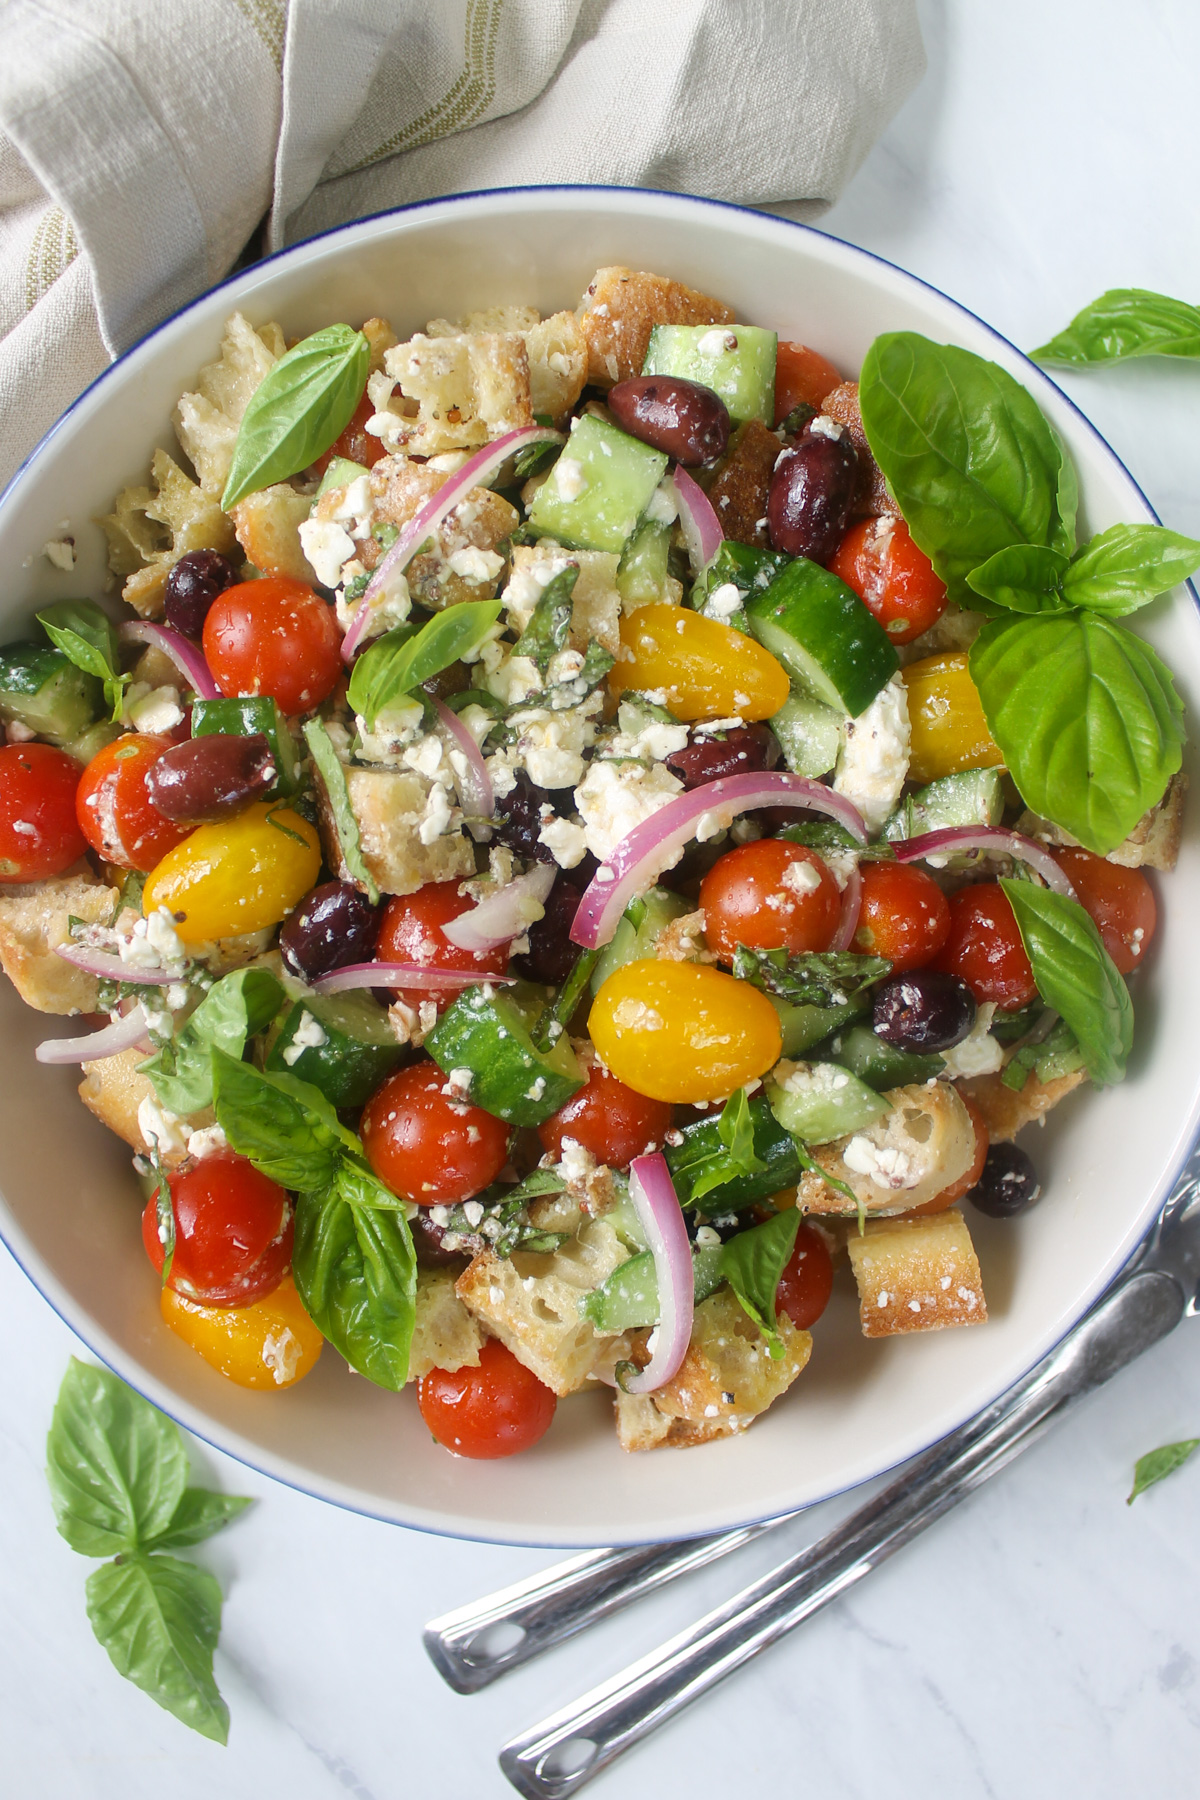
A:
[142,802,321,944]
[902,651,1004,783]
[612,604,790,722]
[160,1274,323,1390]
[589,959,783,1103]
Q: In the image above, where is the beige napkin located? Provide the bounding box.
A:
[0,0,924,489]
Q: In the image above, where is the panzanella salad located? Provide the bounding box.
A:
[0,267,1192,1456]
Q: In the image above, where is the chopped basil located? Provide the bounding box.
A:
[732,945,892,1009]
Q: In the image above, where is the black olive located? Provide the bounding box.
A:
[873,970,977,1053]
[968,1143,1042,1218]
[279,880,382,981]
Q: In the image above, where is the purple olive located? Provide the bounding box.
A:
[145,733,276,822]
[767,421,859,562]
[607,375,731,466]
[664,723,777,790]
[515,876,586,987]
[494,771,557,863]
[968,1144,1042,1218]
[873,970,976,1054]
[279,879,383,982]
[163,550,241,639]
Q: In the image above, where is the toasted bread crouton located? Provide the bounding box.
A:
[614,1288,812,1451]
[0,871,115,1014]
[798,1082,977,1217]
[455,1219,629,1396]
[78,1047,158,1152]
[706,420,780,548]
[426,308,588,421]
[845,1208,986,1337]
[230,483,318,585]
[101,449,238,618]
[955,1067,1087,1142]
[502,544,623,657]
[408,1268,484,1383]
[1016,771,1187,874]
[406,489,519,612]
[372,333,533,456]
[654,910,713,963]
[577,267,734,388]
[174,311,286,495]
[426,306,543,338]
[362,315,398,372]
[316,766,475,898]
[819,381,898,517]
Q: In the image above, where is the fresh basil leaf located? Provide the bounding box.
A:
[210,1048,355,1190]
[1059,524,1200,616]
[1127,1437,1200,1504]
[688,1088,769,1204]
[859,333,1077,601]
[46,1359,188,1557]
[38,599,129,721]
[512,565,578,672]
[346,600,503,729]
[732,945,892,1009]
[221,323,369,509]
[719,1208,802,1356]
[154,1165,175,1289]
[966,544,1069,614]
[292,1161,417,1389]
[85,1553,229,1743]
[1033,289,1200,366]
[970,612,1185,853]
[144,1489,253,1551]
[512,438,561,481]
[777,819,872,855]
[302,717,379,904]
[998,879,1132,1085]
[566,640,616,691]
[141,967,284,1114]
[536,946,600,1050]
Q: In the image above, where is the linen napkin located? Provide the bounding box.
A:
[0,0,924,489]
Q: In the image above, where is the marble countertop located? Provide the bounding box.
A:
[4,2,1200,1794]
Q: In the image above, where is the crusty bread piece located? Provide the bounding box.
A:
[798,1081,977,1217]
[577,267,734,388]
[362,315,398,373]
[78,1047,158,1152]
[956,1067,1087,1142]
[503,545,623,658]
[230,483,318,585]
[427,305,542,338]
[1015,771,1187,874]
[408,1268,484,1383]
[174,311,286,495]
[706,419,779,548]
[315,766,475,897]
[101,448,238,618]
[373,332,534,456]
[0,870,115,1014]
[426,307,588,421]
[820,381,898,518]
[845,1208,987,1337]
[614,1288,812,1452]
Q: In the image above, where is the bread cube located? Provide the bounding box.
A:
[577,266,735,388]
[374,332,533,456]
[316,766,474,897]
[845,1208,987,1337]
[0,871,116,1014]
[174,311,286,494]
[77,1047,159,1153]
[503,545,622,657]
[424,307,587,422]
[362,315,398,372]
[408,1268,484,1383]
[820,382,898,518]
[101,448,238,618]
[798,1081,977,1217]
[230,483,318,583]
[955,1068,1087,1143]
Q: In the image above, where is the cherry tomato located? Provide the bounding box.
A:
[75,734,191,871]
[829,517,947,644]
[361,1059,510,1203]
[313,390,388,474]
[854,862,951,972]
[773,342,843,424]
[418,1338,557,1459]
[775,1222,834,1329]
[588,960,782,1104]
[378,881,511,1012]
[202,576,342,716]
[700,840,840,964]
[538,1064,674,1168]
[141,802,320,942]
[612,605,790,722]
[902,652,1003,785]
[1054,848,1157,975]
[933,882,1037,1009]
[0,742,87,881]
[142,1152,293,1305]
[908,1096,989,1215]
[161,1273,322,1389]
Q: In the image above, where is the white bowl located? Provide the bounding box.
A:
[2,187,1198,1548]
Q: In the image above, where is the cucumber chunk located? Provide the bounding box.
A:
[590,886,693,993]
[617,518,671,606]
[314,456,369,500]
[690,540,791,613]
[266,991,404,1108]
[0,642,101,743]
[769,689,843,778]
[666,1093,801,1212]
[883,767,1006,840]
[766,1059,890,1145]
[769,991,868,1057]
[527,414,667,554]
[192,694,300,797]
[426,988,584,1126]
[642,325,777,426]
[745,558,898,718]
[824,1021,945,1089]
[580,1244,725,1333]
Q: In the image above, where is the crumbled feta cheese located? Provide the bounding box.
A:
[778,1060,852,1098]
[538,814,589,868]
[448,545,505,585]
[444,1068,474,1099]
[356,695,426,764]
[938,1002,1003,1079]
[697,329,738,355]
[832,674,911,835]
[42,535,76,571]
[781,858,822,897]
[282,1010,329,1065]
[337,569,412,640]
[842,1134,917,1189]
[808,413,843,441]
[330,475,373,522]
[484,651,543,708]
[186,1124,229,1160]
[695,1225,722,1248]
[418,781,455,844]
[526,1076,547,1102]
[299,516,357,588]
[702,581,743,622]
[120,907,186,970]
[126,684,184,735]
[644,481,678,526]
[553,457,588,502]
[573,759,684,863]
[137,1096,188,1157]
[261,1327,303,1384]
[545,647,586,687]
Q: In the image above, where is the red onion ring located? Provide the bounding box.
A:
[311,961,515,995]
[432,697,494,831]
[441,864,556,954]
[671,466,723,575]
[342,425,563,661]
[571,773,868,950]
[829,861,863,952]
[620,1153,694,1395]
[892,827,1076,896]
[119,621,218,700]
[36,1003,151,1064]
[54,945,185,984]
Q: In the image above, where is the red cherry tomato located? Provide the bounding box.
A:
[75,734,192,871]
[202,577,342,716]
[141,1152,293,1306]
[313,390,388,475]
[775,1222,834,1330]
[377,881,510,1012]
[361,1059,510,1204]
[538,1064,674,1168]
[418,1337,557,1459]
[908,1096,989,1215]
[854,862,951,972]
[1054,848,1157,975]
[0,742,87,882]
[829,517,947,644]
[933,882,1037,1010]
[773,341,843,425]
[699,840,840,965]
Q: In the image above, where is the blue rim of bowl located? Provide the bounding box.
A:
[2,182,1198,1550]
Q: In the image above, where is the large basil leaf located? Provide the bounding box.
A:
[999,879,1133,1085]
[210,1048,355,1190]
[1033,289,1200,366]
[970,612,1185,853]
[221,323,369,509]
[965,544,1069,614]
[719,1208,802,1355]
[858,333,1077,600]
[144,1489,253,1552]
[346,600,503,729]
[37,598,128,720]
[46,1359,188,1556]
[292,1161,417,1389]
[1059,524,1200,616]
[141,967,284,1114]
[86,1554,229,1743]
[302,717,378,903]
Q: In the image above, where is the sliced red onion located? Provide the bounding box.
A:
[312,961,515,995]
[671,465,723,576]
[829,860,863,953]
[36,1003,151,1064]
[441,863,557,954]
[432,697,494,831]
[892,827,1076,896]
[54,944,184,984]
[621,1153,694,1396]
[119,621,218,700]
[342,425,563,661]
[571,773,868,950]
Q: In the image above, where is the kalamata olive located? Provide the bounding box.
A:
[410,1209,482,1265]
[163,549,240,639]
[494,771,557,864]
[767,422,859,562]
[145,733,276,822]
[279,879,383,981]
[664,723,777,790]
[873,969,976,1053]
[968,1143,1042,1218]
[607,375,731,466]
[515,876,584,987]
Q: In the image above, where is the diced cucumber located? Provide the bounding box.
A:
[766,1060,890,1144]
[690,540,791,610]
[642,325,777,426]
[769,689,843,778]
[527,414,667,554]
[745,558,898,718]
[824,1021,944,1090]
[426,988,584,1126]
[883,767,1006,841]
[265,991,404,1108]
[314,457,369,501]
[666,1094,801,1212]
[192,694,301,797]
[0,641,101,743]
[769,991,868,1057]
[64,719,122,765]
[617,519,671,606]
[590,886,693,993]
[580,1244,725,1333]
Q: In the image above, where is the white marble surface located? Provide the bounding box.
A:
[5,2,1200,1793]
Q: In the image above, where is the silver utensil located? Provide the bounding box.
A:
[494,1150,1200,1798]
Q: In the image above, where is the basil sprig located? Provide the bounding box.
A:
[221,323,369,509]
[303,717,379,903]
[511,564,578,672]
[732,945,892,1009]
[687,1088,768,1204]
[967,526,1200,618]
[346,599,503,730]
[1127,1437,1199,1503]
[1033,289,1200,366]
[140,967,284,1114]
[37,598,128,720]
[46,1359,250,1742]
[718,1206,801,1357]
[998,879,1133,1085]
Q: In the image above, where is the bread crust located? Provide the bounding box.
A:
[576,266,734,388]
[845,1207,987,1337]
